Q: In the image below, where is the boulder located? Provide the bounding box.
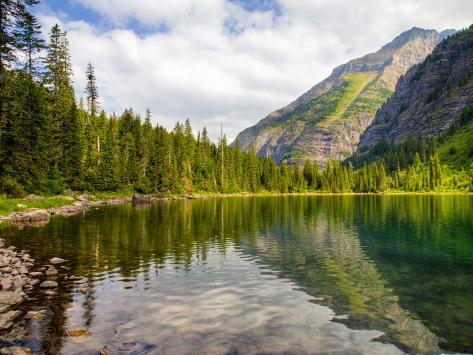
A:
[1,275,14,291]
[39,280,58,288]
[132,194,151,204]
[54,205,83,217]
[0,310,21,330]
[50,257,67,265]
[10,209,50,223]
[45,266,58,276]
[0,291,23,305]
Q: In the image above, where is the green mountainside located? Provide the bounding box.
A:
[233,28,454,166]
[355,26,473,171]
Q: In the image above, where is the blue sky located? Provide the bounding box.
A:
[40,0,281,37]
[35,0,473,141]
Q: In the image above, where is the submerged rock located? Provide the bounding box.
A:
[77,287,89,294]
[25,309,46,320]
[45,266,58,276]
[0,347,33,355]
[50,257,67,265]
[66,327,91,343]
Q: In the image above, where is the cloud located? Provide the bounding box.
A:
[38,0,473,141]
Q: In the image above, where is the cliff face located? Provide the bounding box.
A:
[233,28,454,165]
[358,26,473,150]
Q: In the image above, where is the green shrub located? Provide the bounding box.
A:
[43,170,67,196]
[0,176,26,198]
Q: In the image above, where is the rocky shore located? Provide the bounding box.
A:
[0,193,214,352]
[0,235,78,353]
[0,239,36,354]
[1,193,207,227]
[3,194,131,227]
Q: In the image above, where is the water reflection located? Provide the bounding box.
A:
[1,195,472,353]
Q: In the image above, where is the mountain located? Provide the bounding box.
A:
[357,25,473,166]
[232,27,455,165]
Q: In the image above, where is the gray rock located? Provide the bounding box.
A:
[0,346,33,354]
[0,310,21,330]
[29,279,40,286]
[132,194,152,204]
[10,209,50,223]
[39,280,58,288]
[45,266,58,276]
[29,271,43,277]
[50,257,67,265]
[0,291,23,305]
[0,256,10,267]
[1,275,13,291]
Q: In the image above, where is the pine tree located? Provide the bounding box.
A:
[85,63,99,117]
[303,159,313,189]
[0,0,40,160]
[62,101,83,187]
[14,10,44,78]
[43,24,75,172]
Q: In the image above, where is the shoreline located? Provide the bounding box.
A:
[1,190,471,224]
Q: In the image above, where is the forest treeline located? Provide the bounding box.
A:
[0,1,471,197]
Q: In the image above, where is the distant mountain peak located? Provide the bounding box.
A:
[232,27,450,166]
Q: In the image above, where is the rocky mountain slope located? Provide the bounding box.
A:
[357,26,473,155]
[233,27,454,165]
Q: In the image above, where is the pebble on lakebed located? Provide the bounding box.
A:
[39,280,58,288]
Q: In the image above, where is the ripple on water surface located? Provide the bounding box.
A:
[60,246,401,354]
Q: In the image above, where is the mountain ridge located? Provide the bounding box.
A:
[233,27,455,165]
[357,26,472,151]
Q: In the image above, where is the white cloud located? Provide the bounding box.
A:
[38,0,473,141]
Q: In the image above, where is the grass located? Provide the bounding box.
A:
[437,120,473,168]
[324,72,377,123]
[0,188,138,216]
[91,188,135,201]
[0,195,74,216]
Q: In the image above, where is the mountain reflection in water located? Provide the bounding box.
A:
[1,195,472,354]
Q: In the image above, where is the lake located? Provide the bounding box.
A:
[1,195,472,354]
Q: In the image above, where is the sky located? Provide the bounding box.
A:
[36,0,473,142]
